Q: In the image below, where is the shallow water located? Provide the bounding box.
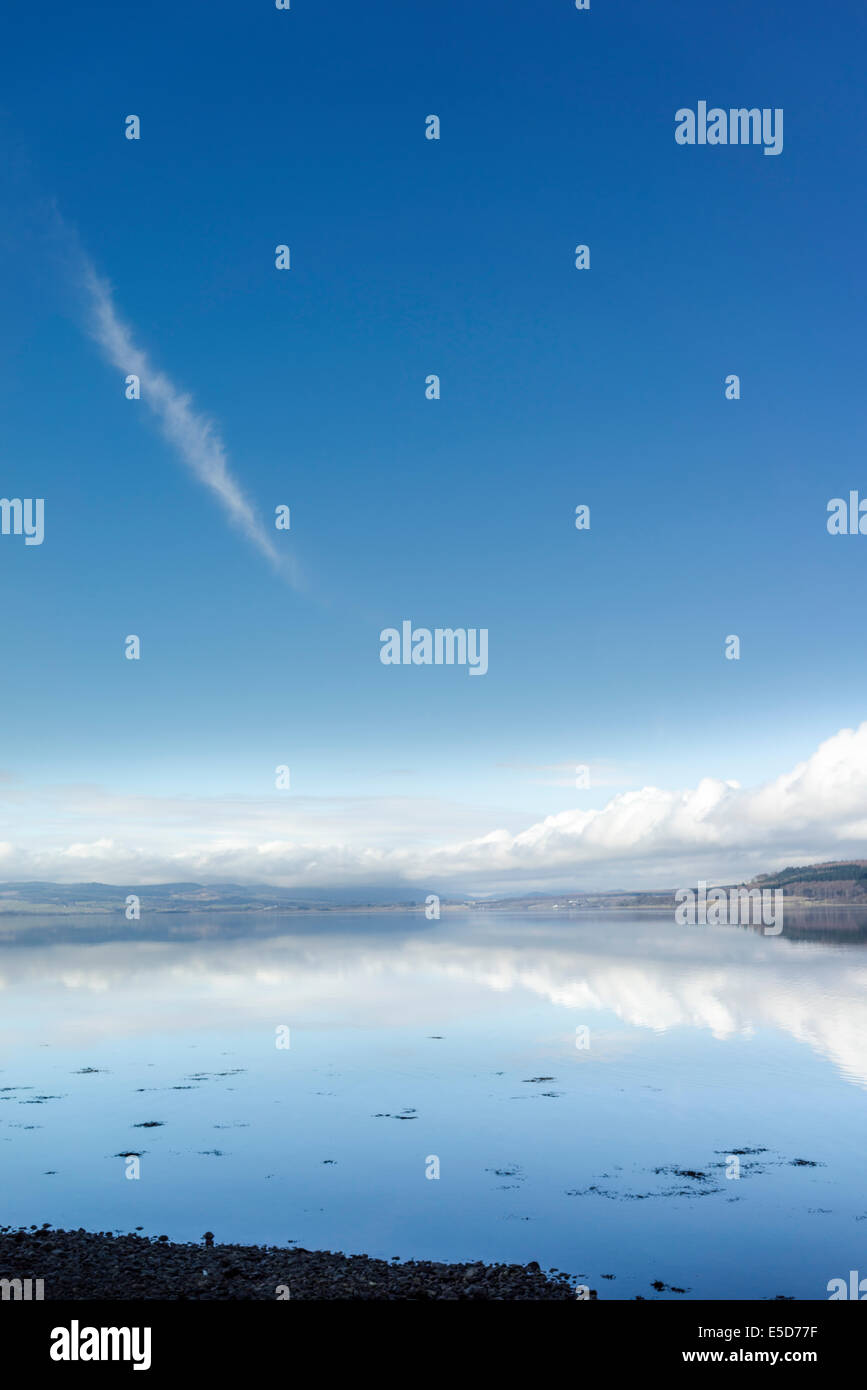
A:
[1,908,865,1299]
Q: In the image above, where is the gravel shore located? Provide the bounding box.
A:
[0,1226,582,1300]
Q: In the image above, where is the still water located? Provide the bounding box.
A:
[1,908,865,1299]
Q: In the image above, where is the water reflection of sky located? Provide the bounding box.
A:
[1,911,865,1299]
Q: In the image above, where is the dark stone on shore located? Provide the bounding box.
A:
[0,1226,581,1300]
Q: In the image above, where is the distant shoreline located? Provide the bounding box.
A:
[2,862,867,916]
[1,899,866,918]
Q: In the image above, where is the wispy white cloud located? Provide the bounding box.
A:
[81,262,300,585]
[497,760,628,789]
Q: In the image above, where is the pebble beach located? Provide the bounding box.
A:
[0,1226,582,1300]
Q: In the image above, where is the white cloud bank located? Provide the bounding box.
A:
[1,724,866,892]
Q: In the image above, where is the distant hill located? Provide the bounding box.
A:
[470,862,867,911]
[0,861,866,914]
[751,860,867,901]
[0,881,448,915]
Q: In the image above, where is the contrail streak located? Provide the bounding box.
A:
[81,262,299,584]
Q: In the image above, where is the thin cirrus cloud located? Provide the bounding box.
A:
[0,723,866,891]
[80,259,300,587]
[497,761,627,789]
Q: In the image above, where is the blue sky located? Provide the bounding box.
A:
[0,0,865,891]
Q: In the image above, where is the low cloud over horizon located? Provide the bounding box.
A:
[1,723,866,894]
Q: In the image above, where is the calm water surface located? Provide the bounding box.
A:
[1,909,865,1299]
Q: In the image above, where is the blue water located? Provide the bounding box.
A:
[1,909,865,1299]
